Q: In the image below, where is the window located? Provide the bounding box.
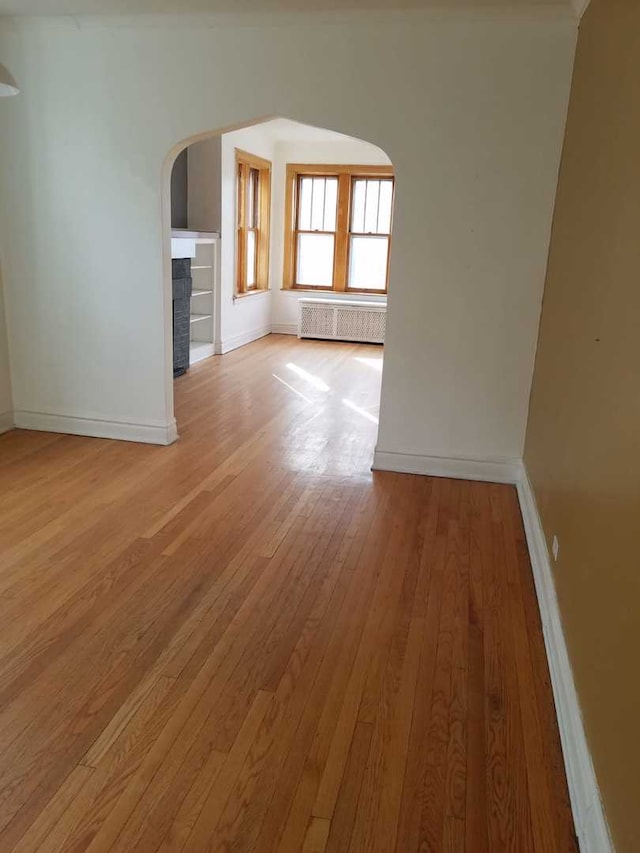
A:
[236,149,271,296]
[295,176,338,287]
[283,164,394,294]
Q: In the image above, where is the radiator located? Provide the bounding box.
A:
[298,298,386,344]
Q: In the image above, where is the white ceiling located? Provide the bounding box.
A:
[0,0,574,17]
[240,118,368,145]
[224,118,391,159]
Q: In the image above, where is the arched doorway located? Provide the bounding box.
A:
[161,117,394,447]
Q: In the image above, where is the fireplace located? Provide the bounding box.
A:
[171,258,192,377]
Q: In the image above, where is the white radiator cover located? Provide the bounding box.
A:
[298,298,386,344]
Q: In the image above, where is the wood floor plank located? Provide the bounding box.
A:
[311,479,417,824]
[349,613,425,853]
[210,480,401,852]
[483,486,536,852]
[301,817,331,853]
[393,484,449,852]
[465,482,489,853]
[163,689,273,851]
[323,720,372,853]
[247,481,400,853]
[416,495,462,852]
[444,488,471,830]
[10,765,95,853]
[156,747,227,852]
[0,336,576,853]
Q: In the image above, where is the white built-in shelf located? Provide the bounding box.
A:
[171,229,220,242]
[171,231,220,260]
[186,236,218,369]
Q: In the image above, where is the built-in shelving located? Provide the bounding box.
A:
[187,236,219,366]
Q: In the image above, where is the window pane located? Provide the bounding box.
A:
[237,165,243,227]
[377,180,393,234]
[351,178,394,235]
[351,179,366,233]
[364,180,380,234]
[323,178,338,231]
[246,230,257,287]
[310,178,326,231]
[246,172,252,227]
[348,235,388,290]
[297,233,334,286]
[298,177,313,230]
[298,176,338,232]
[252,169,260,228]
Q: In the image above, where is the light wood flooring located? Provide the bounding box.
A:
[0,335,576,852]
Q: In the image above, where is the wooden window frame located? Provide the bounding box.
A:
[283,163,394,295]
[235,149,271,298]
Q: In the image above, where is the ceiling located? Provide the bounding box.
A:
[224,117,391,158]
[0,0,574,17]
[240,118,369,145]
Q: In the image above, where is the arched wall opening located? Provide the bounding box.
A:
[160,116,395,448]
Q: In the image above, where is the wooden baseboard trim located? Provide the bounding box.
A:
[372,448,521,484]
[13,410,178,446]
[516,463,613,853]
[0,410,14,435]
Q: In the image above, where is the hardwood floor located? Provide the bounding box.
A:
[0,334,576,852]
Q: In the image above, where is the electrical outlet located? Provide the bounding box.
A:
[552,535,559,562]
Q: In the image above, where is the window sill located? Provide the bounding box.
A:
[233,288,270,301]
[280,287,387,298]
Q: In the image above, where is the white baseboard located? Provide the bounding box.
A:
[13,410,178,446]
[372,448,521,484]
[217,326,271,355]
[516,464,613,853]
[0,410,14,435]
[271,323,298,336]
[189,342,216,365]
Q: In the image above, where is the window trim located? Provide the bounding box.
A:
[283,163,394,295]
[235,149,272,297]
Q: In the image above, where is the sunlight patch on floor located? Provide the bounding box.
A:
[354,356,383,372]
[272,373,313,403]
[286,362,331,392]
[341,398,379,424]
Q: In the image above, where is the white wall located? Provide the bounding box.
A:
[219,125,276,352]
[170,147,188,228]
[0,266,13,432]
[0,10,576,457]
[270,137,391,334]
[187,136,221,233]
